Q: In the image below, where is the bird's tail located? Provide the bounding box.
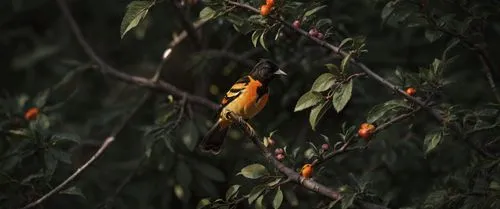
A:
[199,119,230,155]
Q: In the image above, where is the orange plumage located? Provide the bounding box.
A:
[199,59,286,155]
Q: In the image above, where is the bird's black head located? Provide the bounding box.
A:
[249,59,286,84]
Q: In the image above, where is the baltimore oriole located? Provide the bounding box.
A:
[199,59,286,154]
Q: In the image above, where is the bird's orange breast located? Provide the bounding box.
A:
[221,77,269,120]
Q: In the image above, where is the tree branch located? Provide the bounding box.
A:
[20,137,114,209]
[56,0,218,110]
[19,1,201,208]
[226,112,388,209]
[225,0,444,124]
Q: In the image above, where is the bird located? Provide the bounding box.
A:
[199,59,286,155]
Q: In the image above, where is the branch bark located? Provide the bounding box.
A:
[57,0,217,110]
[226,112,389,209]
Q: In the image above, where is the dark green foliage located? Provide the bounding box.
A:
[1,0,500,209]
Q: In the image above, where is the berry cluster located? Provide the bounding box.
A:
[292,20,324,39]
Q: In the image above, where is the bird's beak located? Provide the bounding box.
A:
[274,69,287,76]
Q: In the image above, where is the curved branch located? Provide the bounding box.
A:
[226,112,389,209]
[57,0,218,110]
[225,0,444,123]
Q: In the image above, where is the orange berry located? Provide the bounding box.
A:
[405,87,417,96]
[300,164,313,178]
[266,0,274,6]
[24,107,39,121]
[358,123,376,140]
[260,4,271,16]
[358,128,371,139]
[360,123,375,131]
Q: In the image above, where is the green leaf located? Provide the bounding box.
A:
[248,185,266,204]
[311,73,336,92]
[120,1,154,39]
[238,164,269,179]
[431,58,442,74]
[21,171,45,184]
[259,31,268,51]
[199,7,216,21]
[176,161,192,188]
[332,79,353,112]
[381,1,397,21]
[340,52,352,72]
[252,30,261,47]
[34,89,50,107]
[327,199,341,209]
[309,100,331,131]
[255,195,265,209]
[315,18,332,28]
[273,188,283,209]
[294,91,323,112]
[325,64,339,73]
[49,148,71,164]
[424,131,443,154]
[425,29,443,43]
[44,151,58,178]
[490,181,500,190]
[267,178,281,187]
[60,186,85,199]
[50,133,80,145]
[367,100,409,123]
[195,162,225,182]
[304,5,327,17]
[339,38,353,50]
[196,198,211,209]
[226,185,241,200]
[423,190,447,209]
[341,192,356,209]
[181,120,199,151]
[174,184,185,200]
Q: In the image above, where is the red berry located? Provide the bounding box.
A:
[321,143,329,150]
[276,153,285,161]
[275,148,284,155]
[308,28,318,37]
[292,20,301,29]
[24,107,40,121]
[266,0,274,6]
[317,32,324,39]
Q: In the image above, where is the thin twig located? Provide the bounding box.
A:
[20,137,114,209]
[21,1,186,208]
[374,107,422,132]
[424,9,500,103]
[170,0,202,48]
[56,0,217,110]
